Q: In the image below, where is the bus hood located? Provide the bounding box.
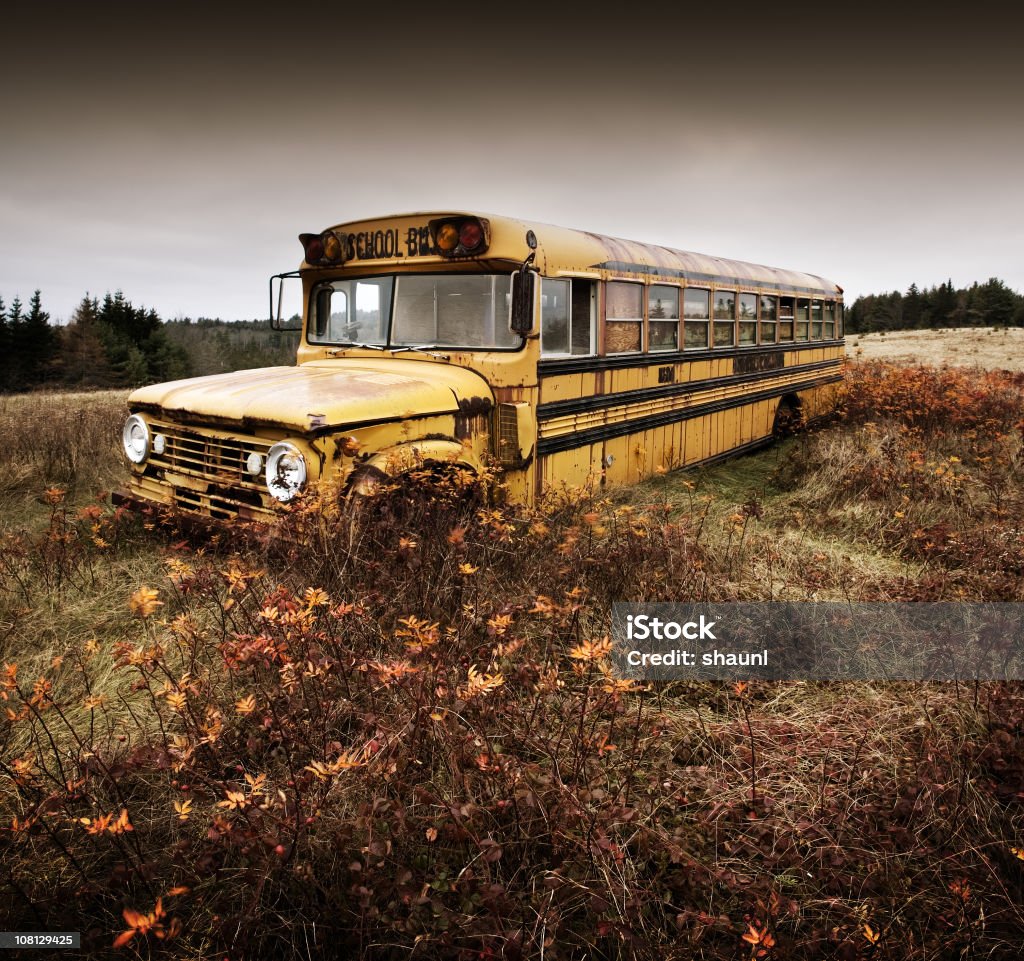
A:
[128,358,493,432]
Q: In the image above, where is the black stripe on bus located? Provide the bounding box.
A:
[536,373,843,456]
[590,260,838,296]
[538,339,845,376]
[538,358,842,422]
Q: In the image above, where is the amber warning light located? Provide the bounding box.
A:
[299,230,344,266]
[428,217,489,258]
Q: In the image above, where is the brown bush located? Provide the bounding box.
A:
[3,369,1024,958]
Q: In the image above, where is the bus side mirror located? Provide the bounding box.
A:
[269,271,303,331]
[510,257,536,335]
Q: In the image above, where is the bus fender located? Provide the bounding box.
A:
[347,440,483,494]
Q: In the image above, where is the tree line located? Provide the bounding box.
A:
[0,291,189,391]
[846,278,1024,334]
[0,291,298,393]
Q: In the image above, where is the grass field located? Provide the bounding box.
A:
[1,360,1023,960]
[847,326,1024,371]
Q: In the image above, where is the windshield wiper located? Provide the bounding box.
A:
[327,343,386,355]
[389,345,449,358]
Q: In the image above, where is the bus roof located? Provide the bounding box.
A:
[323,211,843,298]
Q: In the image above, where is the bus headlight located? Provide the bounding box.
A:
[122,415,151,464]
[265,442,307,501]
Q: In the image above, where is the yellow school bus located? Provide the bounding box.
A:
[118,211,844,520]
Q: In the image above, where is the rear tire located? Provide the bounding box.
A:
[772,397,803,437]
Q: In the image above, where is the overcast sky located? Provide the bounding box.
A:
[2,4,1022,324]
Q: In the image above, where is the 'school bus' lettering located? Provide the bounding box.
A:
[116,212,844,520]
[340,227,432,261]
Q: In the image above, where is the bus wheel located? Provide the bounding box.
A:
[346,463,390,497]
[347,462,482,506]
[772,397,803,437]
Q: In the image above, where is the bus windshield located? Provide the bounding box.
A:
[308,273,520,350]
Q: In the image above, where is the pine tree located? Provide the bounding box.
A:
[7,296,26,390]
[100,291,160,345]
[141,321,190,381]
[62,295,114,387]
[0,296,8,390]
[904,283,923,328]
[972,278,1016,327]
[931,280,957,328]
[93,290,192,385]
[948,288,971,328]
[22,290,58,386]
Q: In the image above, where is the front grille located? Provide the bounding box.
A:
[172,485,266,521]
[147,421,273,517]
[150,423,271,488]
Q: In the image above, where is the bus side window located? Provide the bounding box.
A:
[605,282,643,353]
[541,279,571,354]
[713,289,736,346]
[796,298,810,341]
[760,295,778,343]
[739,293,758,345]
[648,285,680,351]
[571,280,595,355]
[778,297,795,341]
[824,300,835,339]
[683,288,710,348]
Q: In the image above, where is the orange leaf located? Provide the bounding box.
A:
[122,908,146,928]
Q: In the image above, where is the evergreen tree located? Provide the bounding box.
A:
[143,326,191,382]
[972,278,1016,326]
[931,280,957,328]
[94,290,190,386]
[97,321,143,387]
[62,295,114,387]
[7,296,26,390]
[100,291,161,345]
[21,290,58,385]
[904,283,924,328]
[0,297,8,388]
[948,288,971,328]
[143,323,190,381]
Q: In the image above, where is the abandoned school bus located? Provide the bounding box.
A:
[118,212,844,519]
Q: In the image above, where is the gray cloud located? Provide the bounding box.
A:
[2,5,1021,321]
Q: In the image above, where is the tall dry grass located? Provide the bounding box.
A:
[1,365,1023,958]
[0,391,128,502]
